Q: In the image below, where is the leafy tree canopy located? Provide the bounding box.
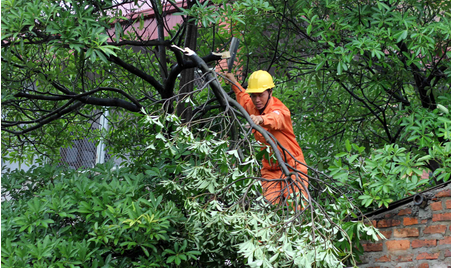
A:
[1,0,450,266]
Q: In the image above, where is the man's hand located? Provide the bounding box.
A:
[250,115,263,125]
[222,72,237,85]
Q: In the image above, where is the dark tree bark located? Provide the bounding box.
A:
[177,4,198,122]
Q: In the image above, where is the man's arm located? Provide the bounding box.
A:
[222,73,253,110]
[261,108,291,131]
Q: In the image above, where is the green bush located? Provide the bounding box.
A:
[1,162,199,267]
[328,106,451,210]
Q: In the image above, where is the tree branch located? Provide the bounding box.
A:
[108,55,165,96]
[2,101,84,135]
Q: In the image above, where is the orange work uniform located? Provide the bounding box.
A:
[232,84,309,204]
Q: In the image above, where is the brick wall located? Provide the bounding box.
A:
[359,184,451,268]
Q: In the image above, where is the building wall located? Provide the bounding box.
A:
[359,183,451,268]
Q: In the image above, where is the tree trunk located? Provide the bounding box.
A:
[177,13,198,122]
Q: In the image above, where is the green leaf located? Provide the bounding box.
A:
[345,140,351,152]
[335,152,348,158]
[315,61,325,72]
[377,2,390,10]
[337,62,342,75]
[166,255,175,263]
[407,135,420,142]
[99,47,118,57]
[141,246,150,257]
[95,50,108,63]
[174,256,181,265]
[437,104,449,114]
[348,154,359,164]
[417,155,432,162]
[307,24,312,35]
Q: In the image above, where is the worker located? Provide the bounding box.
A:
[223,70,309,206]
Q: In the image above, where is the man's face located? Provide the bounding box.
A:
[250,90,271,110]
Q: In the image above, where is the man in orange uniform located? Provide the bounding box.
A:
[223,70,308,205]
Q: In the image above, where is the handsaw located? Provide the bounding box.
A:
[227,37,240,72]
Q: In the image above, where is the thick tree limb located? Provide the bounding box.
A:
[15,87,142,109]
[108,55,165,96]
[107,40,171,46]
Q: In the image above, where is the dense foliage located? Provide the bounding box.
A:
[2,114,381,267]
[329,106,451,208]
[1,0,450,266]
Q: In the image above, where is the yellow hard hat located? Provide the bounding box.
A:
[246,70,275,93]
